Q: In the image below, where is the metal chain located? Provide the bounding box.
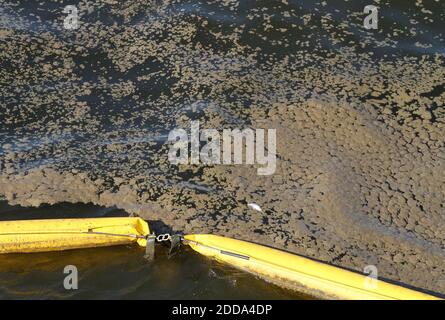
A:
[156,233,171,242]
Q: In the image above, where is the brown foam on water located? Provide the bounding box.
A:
[1,0,444,296]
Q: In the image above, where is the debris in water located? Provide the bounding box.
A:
[248,203,262,212]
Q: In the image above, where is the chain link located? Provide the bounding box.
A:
[156,233,171,242]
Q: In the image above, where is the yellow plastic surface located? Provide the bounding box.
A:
[184,234,441,300]
[0,217,150,253]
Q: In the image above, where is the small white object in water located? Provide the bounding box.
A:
[247,203,262,212]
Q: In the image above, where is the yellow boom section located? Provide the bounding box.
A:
[0,217,150,253]
[184,234,441,300]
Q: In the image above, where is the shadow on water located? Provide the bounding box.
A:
[0,201,307,299]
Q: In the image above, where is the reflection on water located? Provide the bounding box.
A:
[0,202,305,299]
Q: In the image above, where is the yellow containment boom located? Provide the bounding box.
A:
[183,234,441,300]
[0,217,150,254]
[0,217,440,300]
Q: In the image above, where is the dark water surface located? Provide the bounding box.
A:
[1,0,445,298]
[0,201,304,299]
